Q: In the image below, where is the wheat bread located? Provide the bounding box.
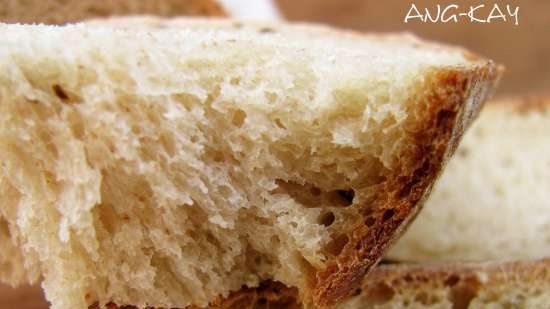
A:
[387,97,550,262]
[0,19,499,309]
[11,258,550,309]
[349,259,550,309]
[186,259,550,309]
[88,99,550,309]
[0,0,225,24]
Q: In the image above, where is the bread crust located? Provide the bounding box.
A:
[100,258,550,309]
[310,63,502,307]
[0,0,226,24]
[99,64,502,309]
[229,258,550,308]
[363,258,550,292]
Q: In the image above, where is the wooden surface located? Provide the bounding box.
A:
[0,284,48,309]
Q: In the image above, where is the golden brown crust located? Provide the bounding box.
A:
[97,63,502,309]
[221,259,550,309]
[310,63,502,307]
[363,258,550,292]
[100,282,300,309]
[0,0,226,25]
[99,259,550,309]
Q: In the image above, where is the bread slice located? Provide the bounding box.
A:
[184,258,549,309]
[5,260,549,309]
[0,0,225,24]
[387,97,550,262]
[0,19,499,309]
[350,259,550,309]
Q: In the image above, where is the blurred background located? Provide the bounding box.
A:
[276,0,549,97]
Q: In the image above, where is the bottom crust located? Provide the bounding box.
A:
[97,258,550,308]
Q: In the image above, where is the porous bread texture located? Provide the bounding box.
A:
[0,20,498,309]
[103,259,550,309]
[0,216,40,285]
[342,259,550,309]
[0,0,225,24]
[387,98,550,262]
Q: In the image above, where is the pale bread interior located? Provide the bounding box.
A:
[0,20,478,309]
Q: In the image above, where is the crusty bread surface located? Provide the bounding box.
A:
[0,18,499,309]
[102,258,550,309]
[349,259,550,309]
[387,97,550,262]
[0,0,225,24]
[88,98,550,309]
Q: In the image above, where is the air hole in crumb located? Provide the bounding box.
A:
[271,235,280,246]
[415,292,432,305]
[43,170,56,184]
[254,256,262,265]
[368,283,395,305]
[336,189,355,206]
[444,275,460,287]
[326,234,349,256]
[230,77,241,85]
[310,186,321,196]
[212,151,225,162]
[275,180,354,208]
[232,109,247,127]
[382,209,395,222]
[450,285,477,309]
[0,219,11,238]
[273,180,322,208]
[319,212,335,227]
[274,118,286,129]
[52,84,69,101]
[266,92,278,103]
[259,27,275,33]
[364,216,376,227]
